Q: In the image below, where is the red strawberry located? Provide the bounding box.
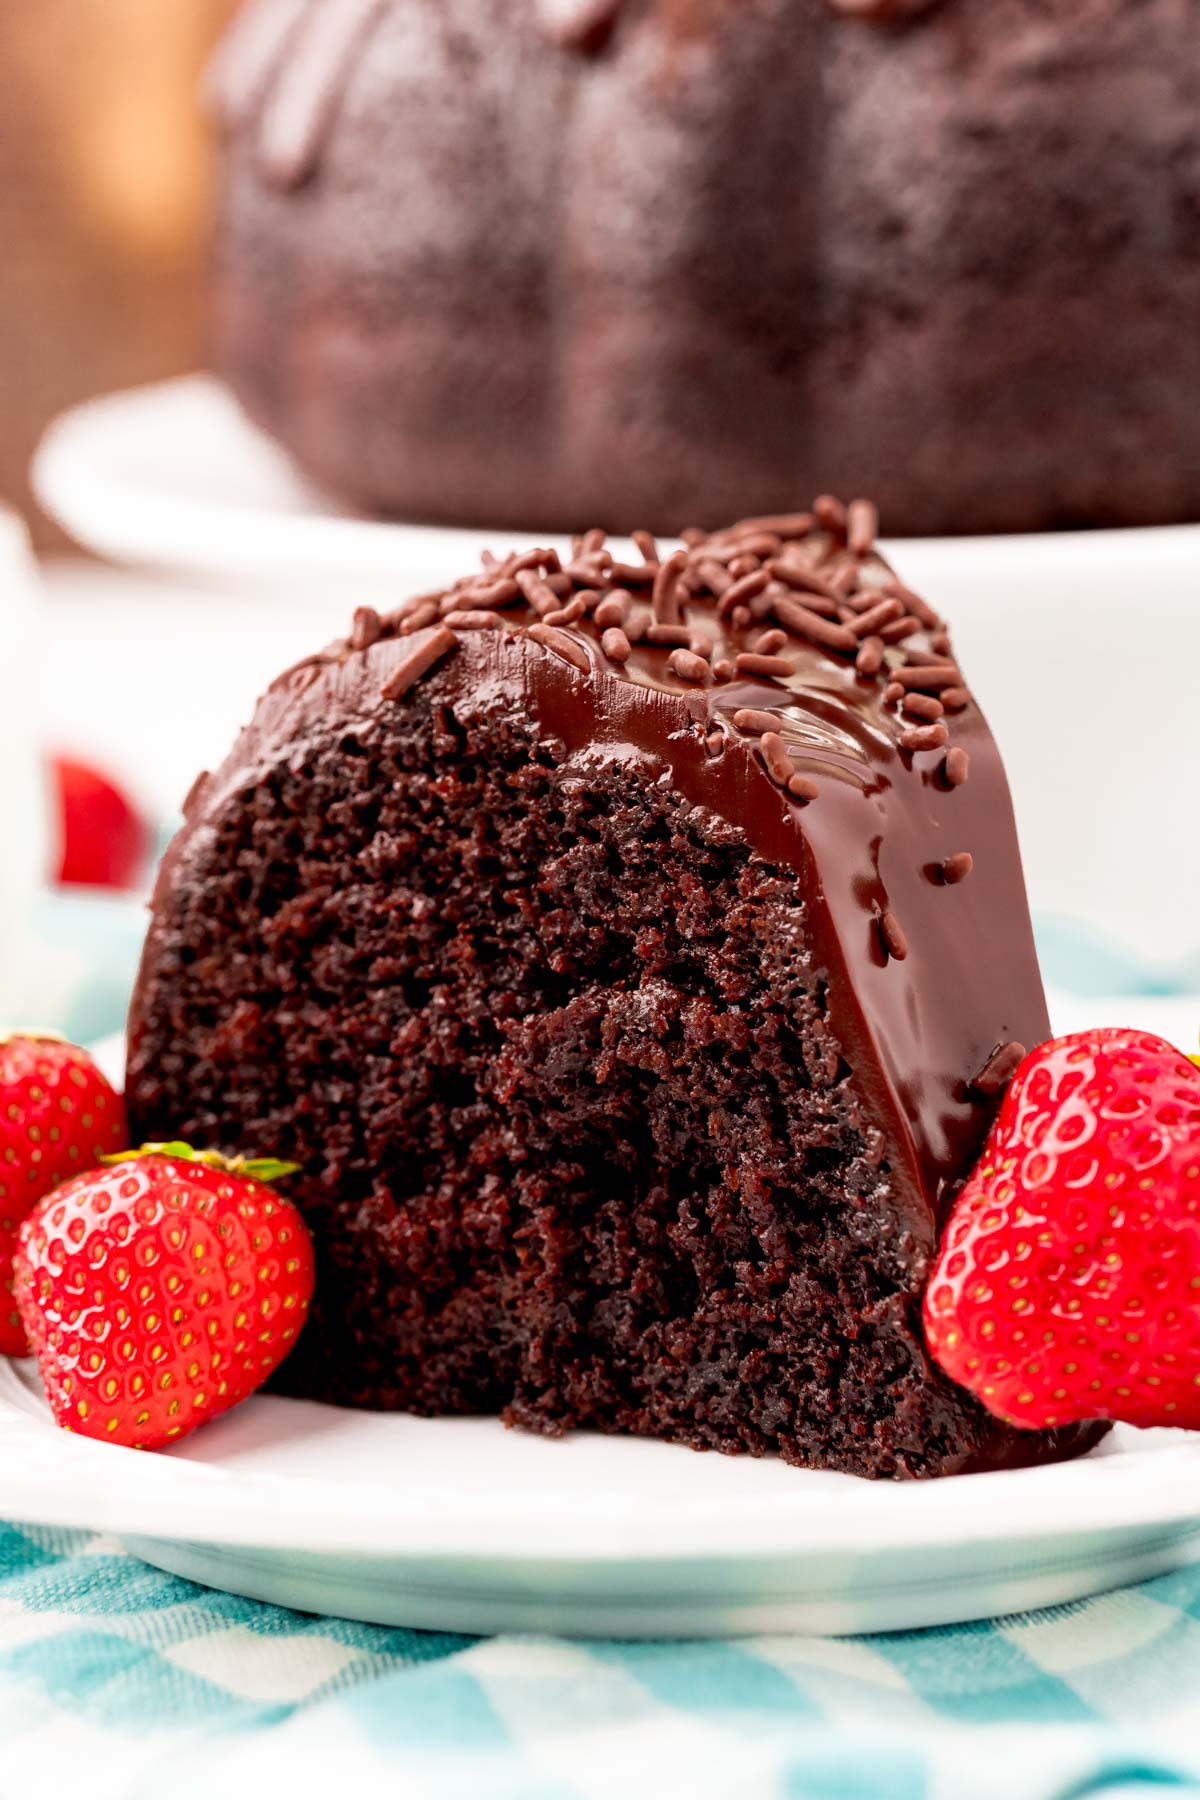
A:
[52,754,149,891]
[925,1029,1200,1432]
[0,1036,127,1356]
[13,1144,314,1450]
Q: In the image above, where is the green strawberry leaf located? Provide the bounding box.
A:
[101,1143,302,1182]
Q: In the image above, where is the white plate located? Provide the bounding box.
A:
[1,1028,1199,1639]
[4,1356,1200,1638]
[34,377,569,593]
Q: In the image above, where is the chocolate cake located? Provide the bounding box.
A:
[126,500,1107,1478]
[208,0,1200,537]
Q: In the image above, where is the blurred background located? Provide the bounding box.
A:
[0,0,249,1037]
[0,1,235,549]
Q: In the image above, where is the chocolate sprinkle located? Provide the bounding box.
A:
[509,547,561,577]
[727,534,783,563]
[729,511,815,539]
[760,732,796,788]
[543,596,588,628]
[652,549,689,624]
[972,1040,1027,1096]
[855,635,885,677]
[442,609,505,631]
[670,647,710,683]
[601,626,632,663]
[732,708,785,735]
[516,569,563,617]
[884,581,943,632]
[350,606,383,652]
[878,615,922,645]
[771,596,857,654]
[546,597,590,626]
[813,494,848,538]
[593,592,630,630]
[388,587,445,623]
[765,558,836,602]
[527,622,590,673]
[735,651,797,678]
[717,568,771,617]
[846,498,879,557]
[943,747,971,788]
[941,852,974,884]
[851,597,904,638]
[900,722,950,754]
[902,694,945,722]
[379,625,459,700]
[695,558,733,596]
[609,560,658,587]
[398,599,442,636]
[464,577,521,611]
[879,911,909,962]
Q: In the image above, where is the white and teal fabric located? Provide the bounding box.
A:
[3,1524,1200,1798]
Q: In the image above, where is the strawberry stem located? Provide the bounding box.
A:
[100,1142,302,1182]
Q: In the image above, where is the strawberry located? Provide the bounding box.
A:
[925,1029,1200,1432]
[13,1144,314,1450]
[0,1036,127,1356]
[52,754,149,891]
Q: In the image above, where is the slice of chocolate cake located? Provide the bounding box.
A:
[126,502,1106,1477]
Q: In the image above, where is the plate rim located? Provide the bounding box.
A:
[33,376,1200,587]
[5,1360,1200,1565]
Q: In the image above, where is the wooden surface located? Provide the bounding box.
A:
[0,1,237,547]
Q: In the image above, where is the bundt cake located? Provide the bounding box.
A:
[208,0,1200,537]
[125,499,1107,1477]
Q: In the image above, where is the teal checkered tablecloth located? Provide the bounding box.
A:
[3,1523,1200,1799]
[4,894,1200,1796]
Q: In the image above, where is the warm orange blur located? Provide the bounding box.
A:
[0,1,237,546]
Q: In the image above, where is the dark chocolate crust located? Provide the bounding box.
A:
[209,0,1200,536]
[126,508,1106,1476]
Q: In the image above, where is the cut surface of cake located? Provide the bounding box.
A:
[208,0,1200,536]
[126,502,1107,1477]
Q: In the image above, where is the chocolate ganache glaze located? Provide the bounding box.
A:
[129,500,1101,1468]
[141,502,1046,1237]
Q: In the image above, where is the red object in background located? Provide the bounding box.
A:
[52,753,149,889]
